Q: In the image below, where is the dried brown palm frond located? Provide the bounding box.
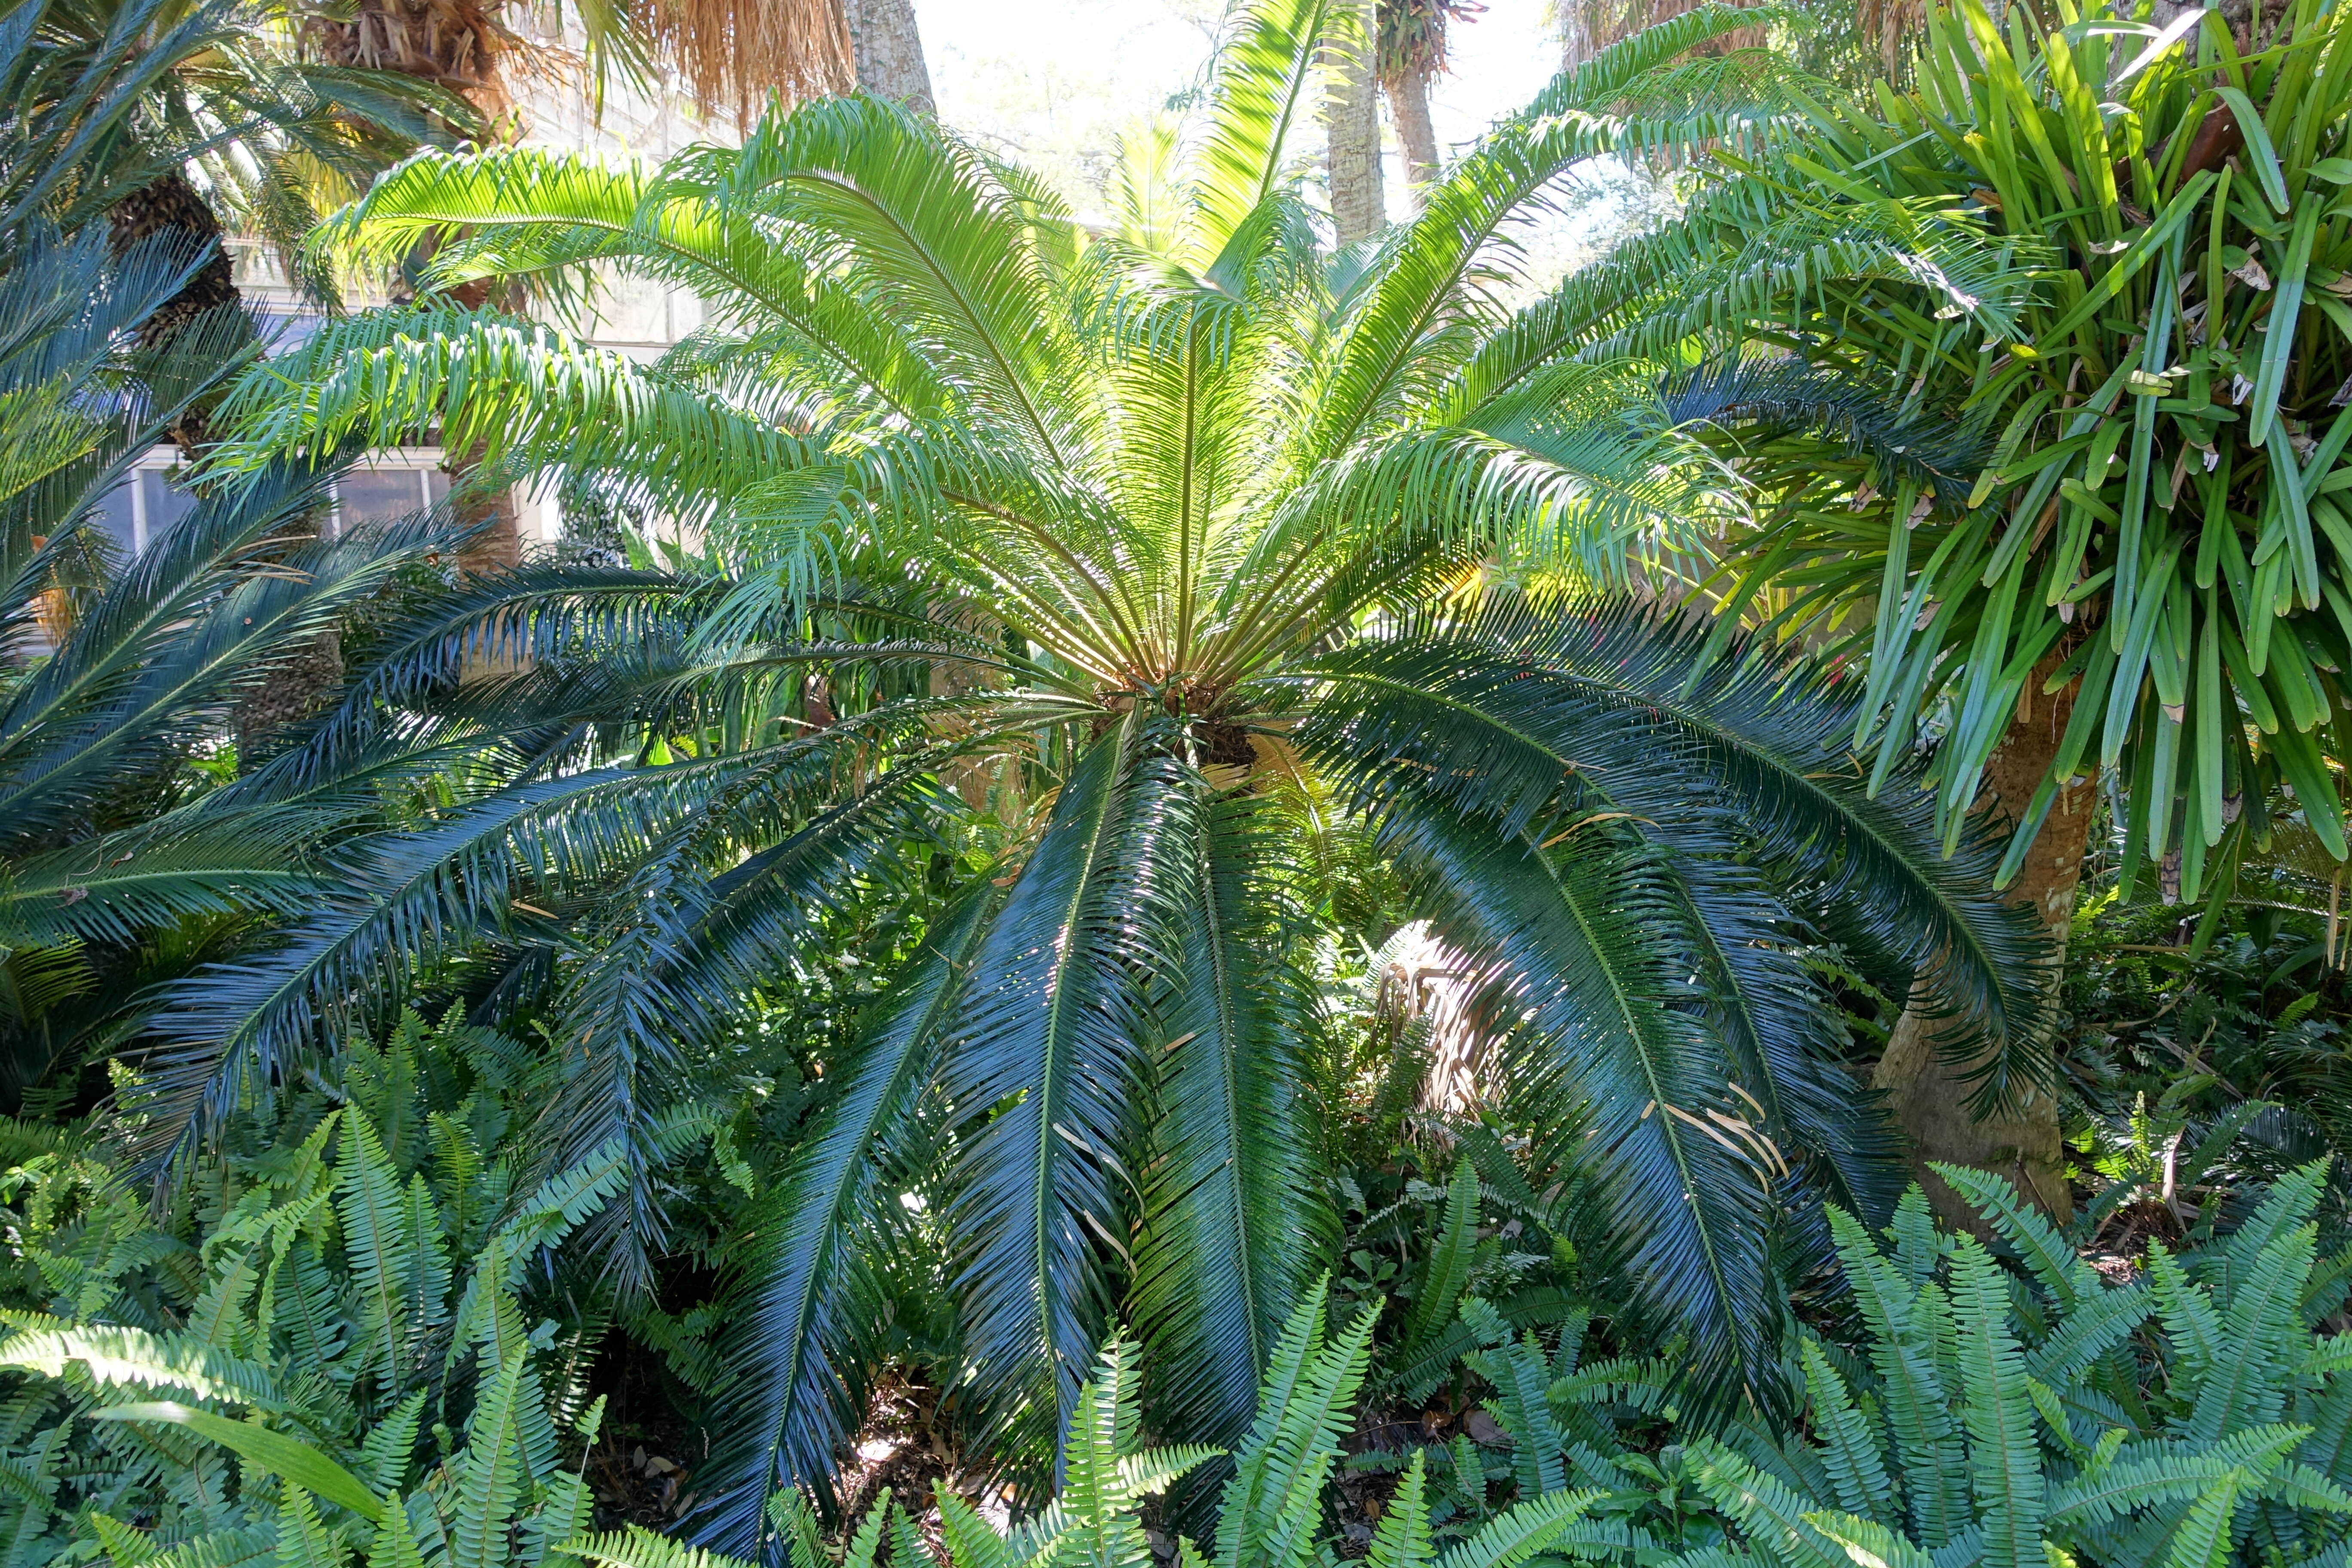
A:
[306,0,854,129]
[303,0,516,118]
[636,0,856,122]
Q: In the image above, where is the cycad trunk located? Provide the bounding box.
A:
[105,172,242,360]
[1324,0,1385,247]
[104,173,337,760]
[845,0,933,113]
[1871,655,2091,1226]
[1384,67,1439,208]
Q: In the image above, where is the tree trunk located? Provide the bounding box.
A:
[105,172,242,349]
[103,171,340,760]
[844,0,934,113]
[1385,68,1439,209]
[1871,651,2094,1228]
[1324,0,1385,247]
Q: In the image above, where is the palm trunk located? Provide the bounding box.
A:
[844,0,934,113]
[1870,651,2092,1226]
[1324,0,1385,247]
[1384,68,1439,209]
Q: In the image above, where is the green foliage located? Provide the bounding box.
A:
[185,6,2055,1504]
[0,1009,653,1567]
[573,1295,1607,1568]
[0,0,450,260]
[1614,0,2352,905]
[1651,1163,2352,1565]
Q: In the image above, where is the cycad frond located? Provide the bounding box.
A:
[700,885,998,1549]
[943,723,1164,1464]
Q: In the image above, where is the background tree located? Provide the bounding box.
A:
[1325,0,1384,244]
[843,0,932,113]
[1526,0,2352,1219]
[1377,0,1479,206]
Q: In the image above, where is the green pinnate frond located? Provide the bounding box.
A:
[445,1355,530,1568]
[932,1489,1015,1568]
[2147,1245,2221,1388]
[1798,1340,1890,1527]
[1433,1488,1600,1568]
[1680,1439,1847,1568]
[0,1323,280,1409]
[1929,1164,2099,1312]
[353,1393,424,1495]
[1211,1296,1378,1568]
[839,1493,892,1568]
[1056,1338,1158,1568]
[335,1114,418,1387]
[1184,0,1329,263]
[1405,1163,1480,1353]
[1792,1511,1933,1568]
[364,1503,426,1568]
[1364,1454,1436,1568]
[563,1528,757,1568]
[2185,1221,2317,1443]
[1463,1331,1565,1500]
[2021,1280,2150,1389]
[1950,1239,2046,1568]
[1824,1207,1966,1545]
[273,1486,349,1568]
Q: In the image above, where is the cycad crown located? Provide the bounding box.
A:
[181,0,2056,1516]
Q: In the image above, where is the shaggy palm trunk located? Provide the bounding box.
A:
[1871,652,2092,1226]
[845,0,933,113]
[309,1,524,574]
[1384,67,1440,208]
[1324,0,1385,246]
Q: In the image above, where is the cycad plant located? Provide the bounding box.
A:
[202,0,2047,1522]
[1538,0,2352,1197]
[0,215,393,1097]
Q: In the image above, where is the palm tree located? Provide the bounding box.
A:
[0,216,459,1099]
[1326,0,1384,244]
[196,0,2044,1526]
[1516,0,2352,1219]
[1378,0,1476,205]
[842,0,932,112]
[11,0,456,361]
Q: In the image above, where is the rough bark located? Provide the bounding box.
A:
[105,172,242,354]
[101,172,340,759]
[844,0,934,113]
[1324,0,1386,248]
[1871,651,2093,1228]
[1385,68,1440,208]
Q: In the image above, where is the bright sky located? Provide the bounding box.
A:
[919,0,1663,291]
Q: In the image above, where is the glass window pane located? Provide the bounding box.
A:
[88,475,135,555]
[142,469,198,547]
[338,467,426,527]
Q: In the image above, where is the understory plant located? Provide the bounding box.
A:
[0,1009,690,1568]
[191,0,2050,1519]
[573,1294,1626,1568]
[1548,0,2352,899]
[1663,1161,2352,1566]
